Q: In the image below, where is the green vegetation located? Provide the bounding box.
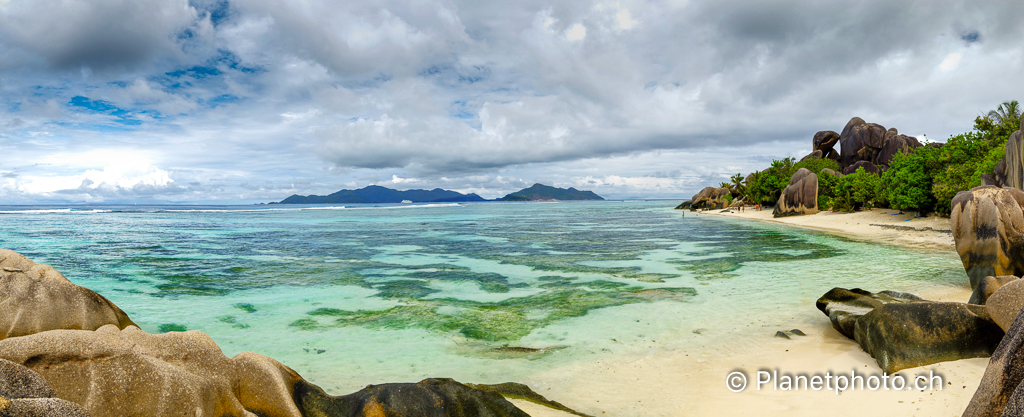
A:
[724,100,1020,216]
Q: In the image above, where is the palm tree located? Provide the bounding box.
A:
[988,100,1021,125]
[730,173,746,196]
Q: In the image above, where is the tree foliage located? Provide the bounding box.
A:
[832,168,881,211]
[881,151,934,212]
[744,158,795,205]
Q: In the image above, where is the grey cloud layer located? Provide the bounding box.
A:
[0,0,1022,202]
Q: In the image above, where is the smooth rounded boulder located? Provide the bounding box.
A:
[296,378,530,417]
[773,168,818,218]
[813,130,840,154]
[1005,121,1024,190]
[687,186,731,210]
[815,288,922,338]
[0,359,90,417]
[839,117,887,169]
[964,300,1024,417]
[0,249,136,341]
[875,128,922,168]
[986,279,1024,332]
[950,186,1024,289]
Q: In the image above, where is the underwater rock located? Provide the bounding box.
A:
[950,186,1024,289]
[964,300,1024,417]
[0,359,90,417]
[816,288,1002,372]
[986,279,1024,332]
[773,168,818,218]
[0,249,136,341]
[970,275,1019,306]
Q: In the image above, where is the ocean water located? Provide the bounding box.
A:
[0,201,966,394]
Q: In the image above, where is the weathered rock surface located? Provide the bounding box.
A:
[816,288,922,338]
[773,168,818,218]
[1005,124,1024,190]
[855,302,1003,373]
[950,186,1024,289]
[816,288,1003,373]
[875,128,922,168]
[0,249,136,341]
[970,276,1019,306]
[813,130,840,154]
[0,359,90,417]
[963,300,1024,417]
[839,117,887,169]
[673,200,692,210]
[687,186,732,210]
[841,160,880,176]
[297,378,530,417]
[800,150,823,161]
[987,279,1024,332]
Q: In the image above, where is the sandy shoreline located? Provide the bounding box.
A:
[518,207,982,416]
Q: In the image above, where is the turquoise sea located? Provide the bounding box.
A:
[0,201,966,395]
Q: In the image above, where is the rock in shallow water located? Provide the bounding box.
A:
[0,249,136,341]
[815,287,922,339]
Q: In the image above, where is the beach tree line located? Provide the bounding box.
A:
[723,100,1021,217]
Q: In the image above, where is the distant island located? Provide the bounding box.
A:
[274,185,485,204]
[497,183,604,201]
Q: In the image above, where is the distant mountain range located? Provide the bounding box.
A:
[274,183,604,204]
[497,183,604,201]
[275,185,485,204]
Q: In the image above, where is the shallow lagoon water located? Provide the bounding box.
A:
[0,201,966,394]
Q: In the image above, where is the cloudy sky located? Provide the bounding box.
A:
[1,0,1022,203]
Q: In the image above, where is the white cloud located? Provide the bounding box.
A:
[566,23,587,41]
[938,52,962,71]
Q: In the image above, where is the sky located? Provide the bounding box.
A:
[1,0,1022,204]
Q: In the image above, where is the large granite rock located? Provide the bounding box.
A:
[841,160,880,176]
[688,186,732,210]
[297,378,530,417]
[812,130,840,154]
[816,288,922,338]
[816,288,1003,373]
[971,275,1020,306]
[987,279,1024,332]
[0,325,325,417]
[855,302,1003,373]
[0,249,136,341]
[820,168,842,178]
[0,359,90,417]
[773,168,818,218]
[950,186,1024,289]
[839,117,887,169]
[673,200,692,210]
[1004,119,1024,190]
[875,128,922,168]
[963,300,1024,417]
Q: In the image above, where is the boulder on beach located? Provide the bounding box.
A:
[841,160,880,176]
[970,275,1019,305]
[816,288,1003,373]
[297,378,530,417]
[0,249,136,341]
[815,287,922,338]
[773,168,818,218]
[0,358,90,417]
[688,186,732,210]
[950,186,1024,289]
[986,279,1024,332]
[963,301,1024,417]
[674,200,692,210]
[854,301,1003,373]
